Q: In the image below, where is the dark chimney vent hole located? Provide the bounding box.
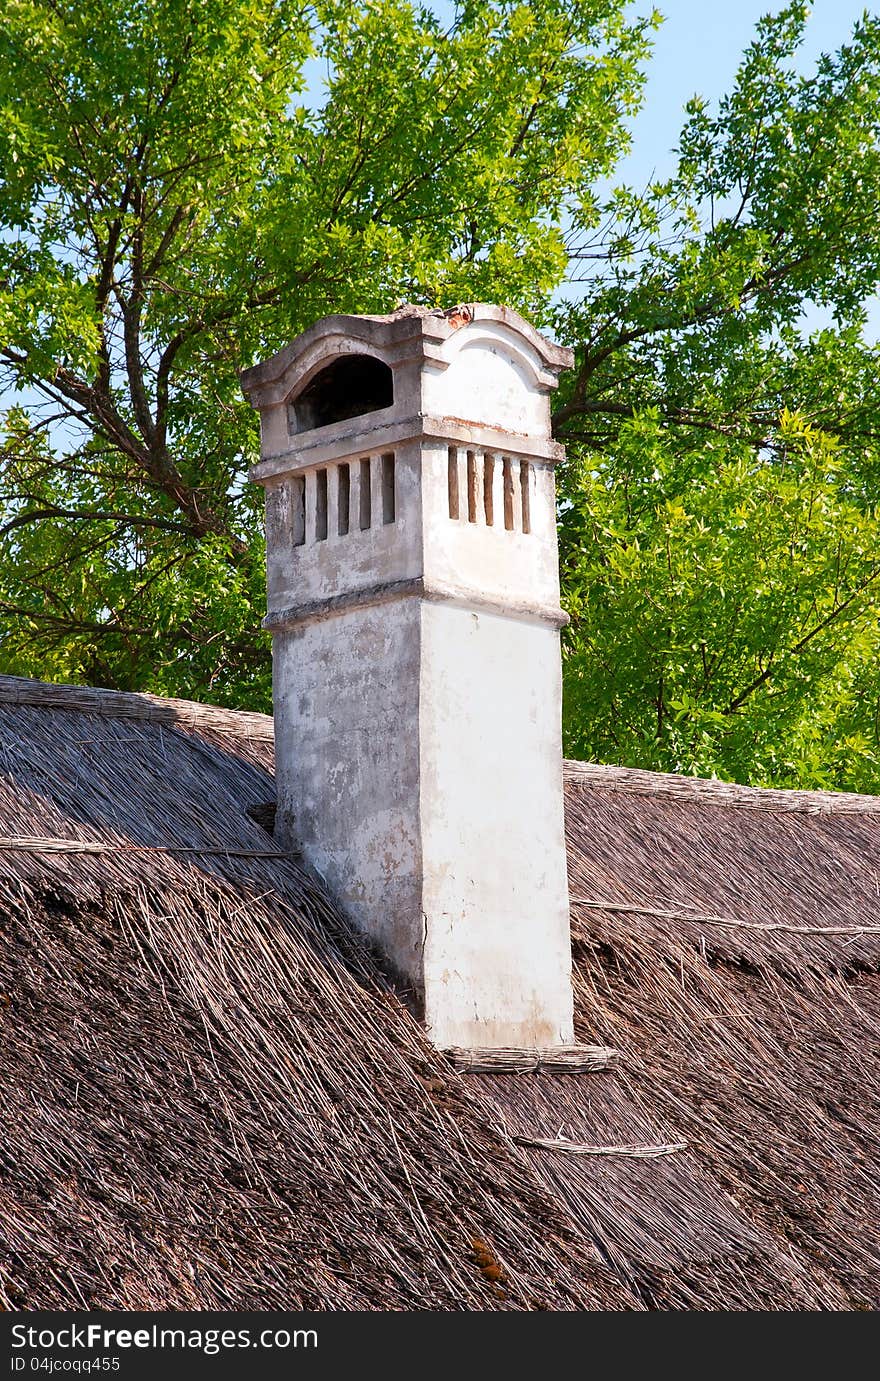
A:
[289,355,393,433]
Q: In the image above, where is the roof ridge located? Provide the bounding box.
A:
[563,758,880,815]
[0,680,876,809]
[0,674,274,740]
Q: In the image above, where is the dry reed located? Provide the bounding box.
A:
[2,676,878,1310]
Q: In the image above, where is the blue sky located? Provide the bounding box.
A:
[610,1,880,337]
[618,1,874,182]
[413,1,876,332]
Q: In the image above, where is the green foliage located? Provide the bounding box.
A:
[0,0,652,707]
[554,3,880,789]
[560,410,880,789]
[1,0,879,792]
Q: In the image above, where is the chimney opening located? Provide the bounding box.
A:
[291,475,306,546]
[337,463,351,536]
[466,451,478,523]
[520,460,532,535]
[483,453,495,526]
[448,446,459,519]
[382,454,396,524]
[315,468,328,541]
[288,354,394,434]
[359,458,372,530]
[502,458,515,531]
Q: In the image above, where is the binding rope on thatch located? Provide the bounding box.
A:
[509,1134,687,1159]
[555,776,880,1311]
[0,705,640,1313]
[0,835,290,860]
[571,898,880,936]
[445,1046,619,1073]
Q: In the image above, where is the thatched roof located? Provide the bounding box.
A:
[553,760,880,1308]
[1,675,878,1310]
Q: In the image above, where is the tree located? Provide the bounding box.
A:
[559,410,880,790]
[0,0,653,704]
[553,4,880,790]
[2,2,879,792]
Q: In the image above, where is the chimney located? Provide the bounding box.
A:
[241,304,574,1050]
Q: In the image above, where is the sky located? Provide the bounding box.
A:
[611,1,880,337]
[618,0,878,334]
[617,0,873,182]
[301,1,878,331]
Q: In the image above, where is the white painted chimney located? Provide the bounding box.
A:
[242,304,574,1050]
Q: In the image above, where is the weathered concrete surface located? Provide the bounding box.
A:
[272,598,425,984]
[244,303,575,1048]
[419,599,573,1048]
[421,436,562,617]
[263,438,424,611]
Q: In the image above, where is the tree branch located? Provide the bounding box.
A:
[722,569,880,715]
[0,506,198,540]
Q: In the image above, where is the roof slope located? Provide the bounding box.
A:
[1,677,878,1310]
[0,677,626,1311]
[552,761,880,1308]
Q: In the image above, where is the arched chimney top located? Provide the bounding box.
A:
[240,303,573,411]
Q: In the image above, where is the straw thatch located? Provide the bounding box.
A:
[551,759,879,1308]
[0,675,633,1312]
[1,675,878,1310]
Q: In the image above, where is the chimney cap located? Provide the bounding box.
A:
[240,302,573,408]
